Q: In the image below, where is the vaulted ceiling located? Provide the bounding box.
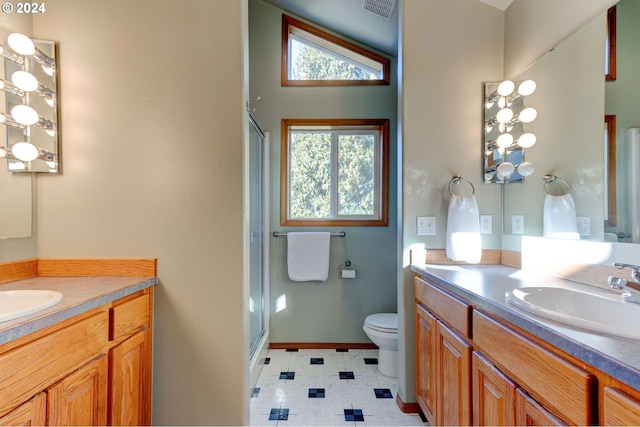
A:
[259,0,512,57]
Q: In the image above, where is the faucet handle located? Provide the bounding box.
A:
[608,275,628,290]
[613,263,640,281]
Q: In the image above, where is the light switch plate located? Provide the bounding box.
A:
[480,215,492,234]
[512,215,524,234]
[417,216,436,235]
[577,216,591,235]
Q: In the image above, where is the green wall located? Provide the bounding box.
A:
[249,0,398,343]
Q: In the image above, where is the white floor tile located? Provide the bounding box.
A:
[250,349,427,426]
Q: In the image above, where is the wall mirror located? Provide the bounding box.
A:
[502,0,638,243]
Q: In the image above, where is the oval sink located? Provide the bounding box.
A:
[506,286,640,339]
[0,290,63,322]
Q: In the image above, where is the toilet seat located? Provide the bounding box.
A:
[364,313,397,333]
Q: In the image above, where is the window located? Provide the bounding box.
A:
[281,119,389,226]
[281,15,390,86]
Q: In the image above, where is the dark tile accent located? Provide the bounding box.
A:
[269,408,289,421]
[279,371,295,380]
[285,348,299,352]
[344,409,364,422]
[264,357,270,365]
[364,358,378,365]
[310,357,324,365]
[339,371,355,380]
[336,348,349,352]
[308,388,325,398]
[251,387,260,398]
[374,388,393,398]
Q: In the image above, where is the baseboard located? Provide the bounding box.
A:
[395,395,421,413]
[269,342,378,350]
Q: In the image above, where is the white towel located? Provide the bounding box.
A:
[446,195,482,264]
[287,232,331,281]
[543,194,579,240]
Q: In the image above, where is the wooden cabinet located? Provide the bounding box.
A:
[436,320,472,426]
[415,276,472,426]
[603,387,640,426]
[414,304,436,423]
[47,356,108,426]
[472,351,516,426]
[0,393,46,426]
[0,288,153,426]
[516,389,566,426]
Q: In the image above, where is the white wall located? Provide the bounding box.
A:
[505,0,616,78]
[400,0,504,404]
[32,1,249,424]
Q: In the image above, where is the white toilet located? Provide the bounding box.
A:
[363,313,398,377]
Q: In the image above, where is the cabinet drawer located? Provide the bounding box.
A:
[110,293,150,341]
[415,275,471,338]
[472,310,594,426]
[0,311,108,417]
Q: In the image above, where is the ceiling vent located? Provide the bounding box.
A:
[362,0,397,20]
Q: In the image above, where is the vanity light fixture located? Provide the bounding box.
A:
[483,79,537,183]
[1,32,59,172]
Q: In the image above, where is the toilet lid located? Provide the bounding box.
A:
[365,313,397,332]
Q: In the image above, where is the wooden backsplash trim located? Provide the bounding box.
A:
[0,258,156,282]
[37,258,157,277]
[425,249,502,265]
[0,259,38,284]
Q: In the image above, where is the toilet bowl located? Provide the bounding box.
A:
[363,313,398,377]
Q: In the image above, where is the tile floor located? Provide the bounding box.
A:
[250,348,427,426]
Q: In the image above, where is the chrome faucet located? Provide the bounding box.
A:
[608,263,640,304]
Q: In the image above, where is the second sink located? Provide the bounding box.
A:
[506,286,640,339]
[0,290,63,322]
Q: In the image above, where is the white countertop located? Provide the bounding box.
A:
[411,263,640,390]
[0,276,157,346]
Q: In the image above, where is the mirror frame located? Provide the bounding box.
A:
[604,114,617,227]
[606,6,617,81]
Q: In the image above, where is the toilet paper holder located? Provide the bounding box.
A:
[338,260,356,279]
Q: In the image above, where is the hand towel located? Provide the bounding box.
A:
[543,194,580,239]
[446,195,482,264]
[287,232,331,281]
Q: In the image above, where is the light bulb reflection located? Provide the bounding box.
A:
[11,105,39,125]
[11,142,39,161]
[517,133,537,148]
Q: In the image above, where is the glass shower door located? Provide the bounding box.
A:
[249,114,265,358]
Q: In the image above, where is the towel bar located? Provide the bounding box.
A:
[448,174,475,196]
[272,231,346,237]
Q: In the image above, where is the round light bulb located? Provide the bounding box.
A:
[496,108,514,124]
[497,80,515,96]
[518,80,536,96]
[496,133,514,148]
[7,33,36,56]
[497,162,515,177]
[517,162,535,177]
[11,105,39,125]
[11,142,39,161]
[518,107,537,123]
[518,133,537,148]
[11,71,38,92]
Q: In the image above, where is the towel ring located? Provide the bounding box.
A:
[448,175,475,196]
[543,174,571,196]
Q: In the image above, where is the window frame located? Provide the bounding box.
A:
[281,14,391,86]
[281,118,389,226]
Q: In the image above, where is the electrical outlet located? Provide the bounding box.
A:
[480,215,492,234]
[512,215,524,234]
[577,216,591,236]
[417,216,436,235]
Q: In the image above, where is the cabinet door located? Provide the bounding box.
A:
[472,351,516,426]
[603,387,640,426]
[0,393,46,426]
[47,355,108,426]
[437,320,472,426]
[415,303,437,424]
[109,330,152,426]
[515,389,566,426]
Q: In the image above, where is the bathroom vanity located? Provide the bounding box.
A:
[413,264,640,426]
[0,259,156,426]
